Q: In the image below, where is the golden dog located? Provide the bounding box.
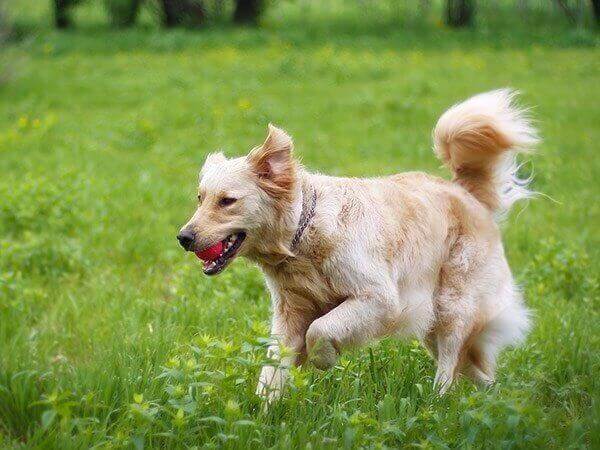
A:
[178,89,537,402]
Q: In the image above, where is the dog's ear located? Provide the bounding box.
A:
[247,124,296,200]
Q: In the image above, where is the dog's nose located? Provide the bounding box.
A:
[177,229,195,251]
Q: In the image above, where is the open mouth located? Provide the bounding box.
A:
[195,232,246,276]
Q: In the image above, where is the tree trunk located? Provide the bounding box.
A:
[233,0,263,25]
[555,0,577,23]
[106,0,143,27]
[591,0,600,24]
[446,0,474,27]
[161,0,205,27]
[54,0,72,28]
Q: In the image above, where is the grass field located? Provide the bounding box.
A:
[1,1,599,448]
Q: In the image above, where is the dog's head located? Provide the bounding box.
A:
[177,124,298,275]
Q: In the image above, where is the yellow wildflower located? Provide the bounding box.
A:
[237,99,252,111]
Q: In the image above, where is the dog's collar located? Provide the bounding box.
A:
[290,186,317,252]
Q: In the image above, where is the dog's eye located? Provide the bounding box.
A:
[219,197,237,207]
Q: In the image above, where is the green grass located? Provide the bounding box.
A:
[1,1,599,448]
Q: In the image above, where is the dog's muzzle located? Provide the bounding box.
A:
[177,229,195,251]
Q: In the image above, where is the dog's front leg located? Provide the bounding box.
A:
[256,312,308,406]
[306,293,398,369]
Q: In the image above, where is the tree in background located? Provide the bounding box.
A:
[104,0,143,27]
[49,0,266,29]
[160,0,206,27]
[233,0,263,25]
[53,0,83,28]
[49,1,597,31]
[0,1,11,86]
[591,0,600,24]
[161,0,263,27]
[446,0,474,27]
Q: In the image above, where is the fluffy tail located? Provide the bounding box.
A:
[433,89,539,216]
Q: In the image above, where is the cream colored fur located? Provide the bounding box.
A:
[179,89,537,404]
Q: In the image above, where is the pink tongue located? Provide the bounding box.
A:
[195,241,223,262]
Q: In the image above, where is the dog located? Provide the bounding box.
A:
[177,89,537,402]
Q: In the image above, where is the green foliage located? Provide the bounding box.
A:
[0,1,599,448]
[0,172,89,277]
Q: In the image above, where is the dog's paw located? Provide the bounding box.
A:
[433,370,454,395]
[308,338,337,370]
[256,365,285,410]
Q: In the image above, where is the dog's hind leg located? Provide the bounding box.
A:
[433,318,475,394]
[462,280,531,387]
[432,238,480,394]
[463,342,496,387]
